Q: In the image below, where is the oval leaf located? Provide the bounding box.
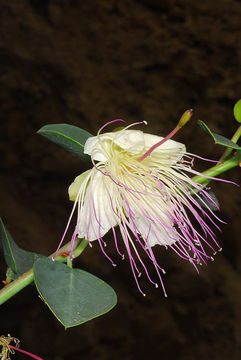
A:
[37,124,92,161]
[34,258,117,328]
[198,120,241,150]
[192,189,219,211]
[0,218,42,279]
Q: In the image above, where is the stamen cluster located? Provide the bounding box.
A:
[59,122,224,296]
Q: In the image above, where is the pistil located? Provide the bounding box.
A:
[137,109,193,162]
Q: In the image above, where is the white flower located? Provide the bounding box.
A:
[62,120,223,296]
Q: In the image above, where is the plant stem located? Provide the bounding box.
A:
[231,124,241,143]
[0,238,88,305]
[72,238,89,258]
[192,154,239,186]
[67,257,73,268]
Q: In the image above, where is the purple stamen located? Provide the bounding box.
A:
[98,119,126,135]
[58,117,235,296]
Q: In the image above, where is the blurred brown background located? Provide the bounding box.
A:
[0,0,241,359]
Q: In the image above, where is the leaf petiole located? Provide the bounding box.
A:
[0,238,88,305]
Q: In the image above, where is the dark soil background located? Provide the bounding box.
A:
[0,1,241,359]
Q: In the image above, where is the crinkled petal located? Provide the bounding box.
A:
[84,130,146,161]
[143,133,186,161]
[84,129,186,162]
[76,170,118,241]
[132,214,178,247]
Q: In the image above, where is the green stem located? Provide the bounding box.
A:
[0,238,88,305]
[67,258,73,268]
[72,238,89,257]
[192,155,239,186]
[231,125,241,143]
[219,125,241,162]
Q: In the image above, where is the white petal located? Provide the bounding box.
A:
[84,129,186,162]
[77,170,118,241]
[143,132,186,151]
[133,214,178,247]
[84,130,146,161]
[143,133,186,160]
[111,130,145,154]
[84,136,110,161]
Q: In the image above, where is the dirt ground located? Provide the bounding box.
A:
[0,1,241,359]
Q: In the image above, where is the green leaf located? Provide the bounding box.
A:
[34,258,117,328]
[0,218,42,279]
[233,99,241,123]
[235,149,241,162]
[37,124,93,161]
[192,189,219,211]
[198,120,241,150]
